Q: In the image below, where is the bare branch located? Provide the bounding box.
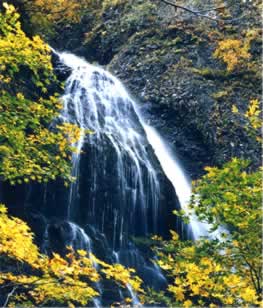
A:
[197,3,235,13]
[156,0,230,22]
[3,286,17,307]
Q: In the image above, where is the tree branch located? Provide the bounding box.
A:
[156,0,230,22]
[197,4,234,13]
[3,286,17,307]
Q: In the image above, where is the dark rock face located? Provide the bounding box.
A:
[50,0,261,179]
[51,51,72,81]
[107,26,261,178]
[23,128,182,245]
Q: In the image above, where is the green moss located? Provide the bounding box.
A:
[173,48,185,54]
[118,0,157,30]
[102,0,127,10]
[162,36,183,47]
[192,67,230,79]
[212,90,229,99]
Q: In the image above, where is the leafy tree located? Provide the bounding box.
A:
[232,98,262,142]
[143,158,262,307]
[0,204,143,306]
[14,0,121,37]
[213,38,250,72]
[0,5,144,306]
[0,3,81,185]
[213,29,260,72]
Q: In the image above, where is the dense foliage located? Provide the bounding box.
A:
[0,204,143,306]
[17,0,97,37]
[142,158,262,307]
[12,0,125,38]
[144,90,262,306]
[0,3,81,185]
[213,29,261,72]
[0,3,144,306]
[0,0,261,307]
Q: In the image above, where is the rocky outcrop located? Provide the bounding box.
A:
[50,0,261,179]
[108,25,261,178]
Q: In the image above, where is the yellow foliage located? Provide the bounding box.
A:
[151,235,163,241]
[232,98,261,141]
[0,3,52,84]
[245,99,261,129]
[231,105,239,113]
[162,251,260,306]
[154,159,262,307]
[91,254,143,293]
[58,123,83,148]
[213,39,250,71]
[168,285,185,301]
[0,3,83,184]
[23,0,91,24]
[19,0,128,37]
[170,230,179,241]
[214,28,261,72]
[183,300,193,307]
[0,204,39,265]
[18,0,108,37]
[0,205,144,306]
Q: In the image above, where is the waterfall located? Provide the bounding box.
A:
[47,51,198,305]
[58,51,178,242]
[142,124,209,239]
[141,125,226,240]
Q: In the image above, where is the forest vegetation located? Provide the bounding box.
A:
[0,0,262,307]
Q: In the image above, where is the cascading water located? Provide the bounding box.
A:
[142,124,210,239]
[57,51,180,242]
[142,125,226,240]
[41,51,197,305]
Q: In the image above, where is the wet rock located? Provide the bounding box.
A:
[51,51,72,81]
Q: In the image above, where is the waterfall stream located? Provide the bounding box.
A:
[142,124,210,240]
[58,51,177,240]
[49,51,206,305]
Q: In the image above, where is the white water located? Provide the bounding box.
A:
[57,51,212,240]
[142,125,227,240]
[142,125,210,239]
[53,51,216,307]
[58,51,162,238]
[56,51,163,305]
[67,222,102,306]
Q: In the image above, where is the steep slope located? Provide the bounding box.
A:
[47,0,261,178]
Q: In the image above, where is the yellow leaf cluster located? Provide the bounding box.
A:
[155,159,262,307]
[232,98,261,142]
[0,3,52,85]
[163,250,260,306]
[58,123,83,149]
[245,99,261,129]
[0,204,39,265]
[26,0,89,24]
[0,205,144,306]
[91,254,144,293]
[213,38,250,71]
[0,4,84,184]
[231,104,239,113]
[214,28,261,72]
